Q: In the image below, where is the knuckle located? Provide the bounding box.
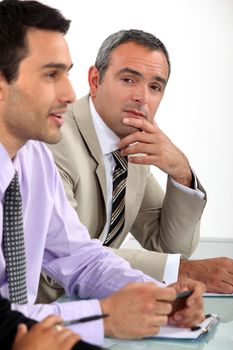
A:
[143,301,155,313]
[160,315,168,326]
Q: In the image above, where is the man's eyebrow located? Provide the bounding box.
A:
[41,63,73,72]
[116,67,143,78]
[116,67,167,86]
[154,75,167,86]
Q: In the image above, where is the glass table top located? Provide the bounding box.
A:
[103,297,233,350]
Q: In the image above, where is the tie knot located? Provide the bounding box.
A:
[5,171,21,203]
[112,150,128,171]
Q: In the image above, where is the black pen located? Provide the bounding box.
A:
[176,290,193,299]
[61,313,109,327]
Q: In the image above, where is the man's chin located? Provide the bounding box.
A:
[119,126,142,138]
[38,132,62,145]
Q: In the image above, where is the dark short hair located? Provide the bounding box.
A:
[95,29,171,83]
[0,0,71,83]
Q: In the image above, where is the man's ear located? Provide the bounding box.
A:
[88,66,100,99]
[0,74,9,101]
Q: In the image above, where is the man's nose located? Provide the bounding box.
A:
[131,85,148,105]
[59,78,76,104]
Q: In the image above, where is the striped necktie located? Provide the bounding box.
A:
[104,150,128,246]
[3,171,28,304]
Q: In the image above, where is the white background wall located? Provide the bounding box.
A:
[44,0,233,239]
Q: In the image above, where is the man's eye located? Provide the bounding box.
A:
[151,85,161,92]
[121,77,134,83]
[46,71,58,79]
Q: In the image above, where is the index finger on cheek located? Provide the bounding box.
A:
[123,117,154,133]
[123,117,141,126]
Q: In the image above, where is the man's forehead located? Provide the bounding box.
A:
[25,28,70,57]
[110,42,167,65]
[108,43,169,81]
[19,29,72,70]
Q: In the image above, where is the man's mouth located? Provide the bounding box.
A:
[124,109,146,118]
[50,112,63,118]
[49,111,66,126]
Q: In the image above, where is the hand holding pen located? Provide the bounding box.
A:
[168,278,206,328]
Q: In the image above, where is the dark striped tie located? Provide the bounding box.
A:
[104,150,128,246]
[3,171,28,304]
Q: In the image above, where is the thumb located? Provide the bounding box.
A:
[14,323,28,342]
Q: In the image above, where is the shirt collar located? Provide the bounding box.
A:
[89,97,120,156]
[0,143,16,199]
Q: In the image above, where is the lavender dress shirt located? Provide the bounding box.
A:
[0,141,157,345]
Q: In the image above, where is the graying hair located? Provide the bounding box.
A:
[95,29,171,83]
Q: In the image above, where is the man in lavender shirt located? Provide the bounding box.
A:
[0,0,205,346]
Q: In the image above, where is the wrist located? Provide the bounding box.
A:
[173,167,193,188]
[100,299,115,337]
[179,259,192,279]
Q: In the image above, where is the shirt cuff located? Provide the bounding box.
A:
[163,254,180,285]
[67,300,104,346]
[169,170,205,199]
[11,299,104,346]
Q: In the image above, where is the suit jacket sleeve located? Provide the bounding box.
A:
[110,169,206,281]
[130,170,206,256]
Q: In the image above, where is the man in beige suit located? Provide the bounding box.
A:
[40,30,233,301]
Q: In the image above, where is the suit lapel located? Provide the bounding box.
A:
[71,96,144,245]
[124,162,140,232]
[72,96,107,205]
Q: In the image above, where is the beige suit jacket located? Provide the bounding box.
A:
[38,95,206,303]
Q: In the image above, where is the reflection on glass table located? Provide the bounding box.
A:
[104,297,233,350]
